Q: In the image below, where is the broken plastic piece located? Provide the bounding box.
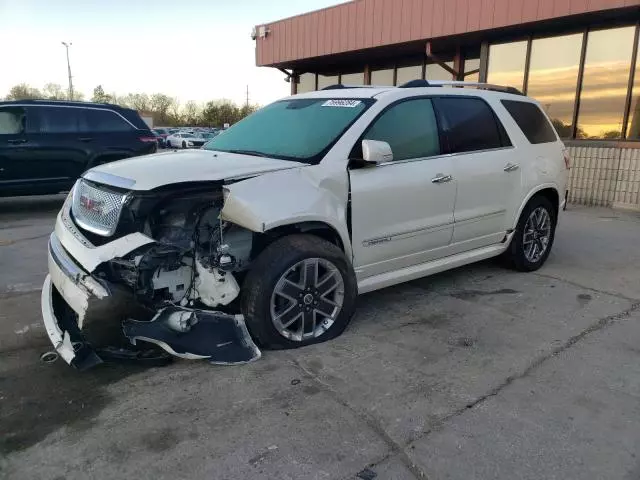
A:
[96,346,173,367]
[122,306,261,365]
[40,351,59,364]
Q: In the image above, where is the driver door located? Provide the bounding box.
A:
[349,98,457,280]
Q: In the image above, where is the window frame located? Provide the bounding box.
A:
[349,96,446,165]
[431,95,513,155]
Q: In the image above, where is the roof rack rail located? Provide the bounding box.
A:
[398,79,431,88]
[320,84,377,90]
[427,81,524,95]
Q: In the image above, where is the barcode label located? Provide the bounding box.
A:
[321,100,362,108]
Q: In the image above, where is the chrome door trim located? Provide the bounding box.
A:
[362,221,454,247]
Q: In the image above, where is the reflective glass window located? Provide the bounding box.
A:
[626,32,640,139]
[317,74,339,90]
[577,26,635,139]
[487,41,528,90]
[297,73,316,93]
[370,68,394,86]
[341,72,365,85]
[527,33,583,138]
[395,64,422,86]
[425,62,453,81]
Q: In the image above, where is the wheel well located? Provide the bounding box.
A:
[532,188,560,219]
[252,222,345,258]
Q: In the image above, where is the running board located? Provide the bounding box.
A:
[357,244,508,294]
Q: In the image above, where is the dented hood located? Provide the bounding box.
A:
[86,149,305,191]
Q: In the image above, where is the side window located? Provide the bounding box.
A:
[0,107,26,135]
[501,100,558,144]
[362,98,440,161]
[30,106,83,133]
[83,109,134,132]
[434,97,504,153]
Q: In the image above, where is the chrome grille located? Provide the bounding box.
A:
[71,179,126,236]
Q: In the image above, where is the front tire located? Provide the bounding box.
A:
[505,195,556,272]
[241,234,357,350]
[182,141,187,149]
[166,140,172,148]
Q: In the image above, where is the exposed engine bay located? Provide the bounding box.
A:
[55,184,262,368]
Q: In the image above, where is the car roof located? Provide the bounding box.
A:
[0,99,133,112]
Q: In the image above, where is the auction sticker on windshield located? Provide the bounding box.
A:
[321,100,362,108]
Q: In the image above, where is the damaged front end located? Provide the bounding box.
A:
[41,179,260,370]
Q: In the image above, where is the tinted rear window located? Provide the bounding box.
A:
[434,97,507,154]
[83,109,135,132]
[501,100,558,144]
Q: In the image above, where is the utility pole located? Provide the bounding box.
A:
[245,85,249,108]
[61,41,74,100]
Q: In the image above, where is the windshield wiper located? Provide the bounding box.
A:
[225,149,268,158]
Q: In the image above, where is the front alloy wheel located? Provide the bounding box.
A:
[270,258,345,342]
[242,234,357,350]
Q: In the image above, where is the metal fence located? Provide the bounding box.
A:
[566,142,640,210]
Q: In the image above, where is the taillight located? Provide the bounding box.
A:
[139,137,157,143]
[563,150,571,170]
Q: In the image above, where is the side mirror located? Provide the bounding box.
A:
[362,139,393,164]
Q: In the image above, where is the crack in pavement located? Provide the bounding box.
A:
[294,295,640,480]
[288,355,428,480]
[0,232,51,247]
[532,272,640,303]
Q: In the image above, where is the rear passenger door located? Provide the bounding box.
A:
[81,108,138,164]
[433,96,521,252]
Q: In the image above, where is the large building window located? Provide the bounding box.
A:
[425,62,453,81]
[527,33,583,138]
[577,26,636,139]
[395,64,422,86]
[487,41,528,91]
[317,74,339,90]
[626,33,640,140]
[340,71,364,85]
[371,68,394,86]
[297,73,316,93]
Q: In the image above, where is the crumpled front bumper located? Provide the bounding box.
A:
[41,230,261,370]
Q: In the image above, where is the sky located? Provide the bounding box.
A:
[0,0,347,106]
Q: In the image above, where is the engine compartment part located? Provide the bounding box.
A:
[123,307,261,364]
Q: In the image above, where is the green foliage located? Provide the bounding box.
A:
[5,83,43,100]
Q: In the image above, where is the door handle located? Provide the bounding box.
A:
[504,162,520,172]
[431,174,453,184]
[7,139,27,145]
[78,137,93,142]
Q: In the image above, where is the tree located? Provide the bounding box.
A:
[149,93,176,124]
[122,93,150,112]
[92,85,112,103]
[183,101,202,126]
[6,83,43,100]
[43,83,66,100]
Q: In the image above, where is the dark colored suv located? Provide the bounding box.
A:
[0,100,157,197]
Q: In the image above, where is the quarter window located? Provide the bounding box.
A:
[502,100,558,144]
[363,99,440,161]
[434,97,505,153]
[0,107,26,135]
[83,109,134,132]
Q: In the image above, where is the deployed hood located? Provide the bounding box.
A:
[84,149,305,191]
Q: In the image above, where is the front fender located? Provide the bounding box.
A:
[220,167,353,260]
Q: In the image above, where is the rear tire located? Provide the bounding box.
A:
[182,141,187,149]
[505,195,556,272]
[166,140,172,148]
[241,234,357,350]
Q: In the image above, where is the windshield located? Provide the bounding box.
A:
[203,98,373,163]
[182,133,195,138]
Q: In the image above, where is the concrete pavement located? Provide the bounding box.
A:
[1,201,640,479]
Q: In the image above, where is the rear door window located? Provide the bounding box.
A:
[434,97,507,153]
[501,100,558,144]
[0,107,26,134]
[82,109,135,132]
[361,98,441,161]
[30,106,83,133]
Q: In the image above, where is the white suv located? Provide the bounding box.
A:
[41,80,569,369]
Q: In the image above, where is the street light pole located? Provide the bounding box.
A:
[61,41,74,100]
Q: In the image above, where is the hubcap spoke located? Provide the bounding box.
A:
[315,297,338,317]
[302,260,317,289]
[277,279,304,301]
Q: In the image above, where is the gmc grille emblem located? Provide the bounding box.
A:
[79,195,104,214]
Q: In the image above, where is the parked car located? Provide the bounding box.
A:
[0,100,157,197]
[152,129,167,148]
[41,80,569,370]
[165,132,206,149]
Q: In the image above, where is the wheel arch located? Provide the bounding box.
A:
[513,184,560,229]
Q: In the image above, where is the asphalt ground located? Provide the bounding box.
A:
[1,197,640,480]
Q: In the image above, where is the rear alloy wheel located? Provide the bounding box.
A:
[506,195,556,272]
[242,234,357,350]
